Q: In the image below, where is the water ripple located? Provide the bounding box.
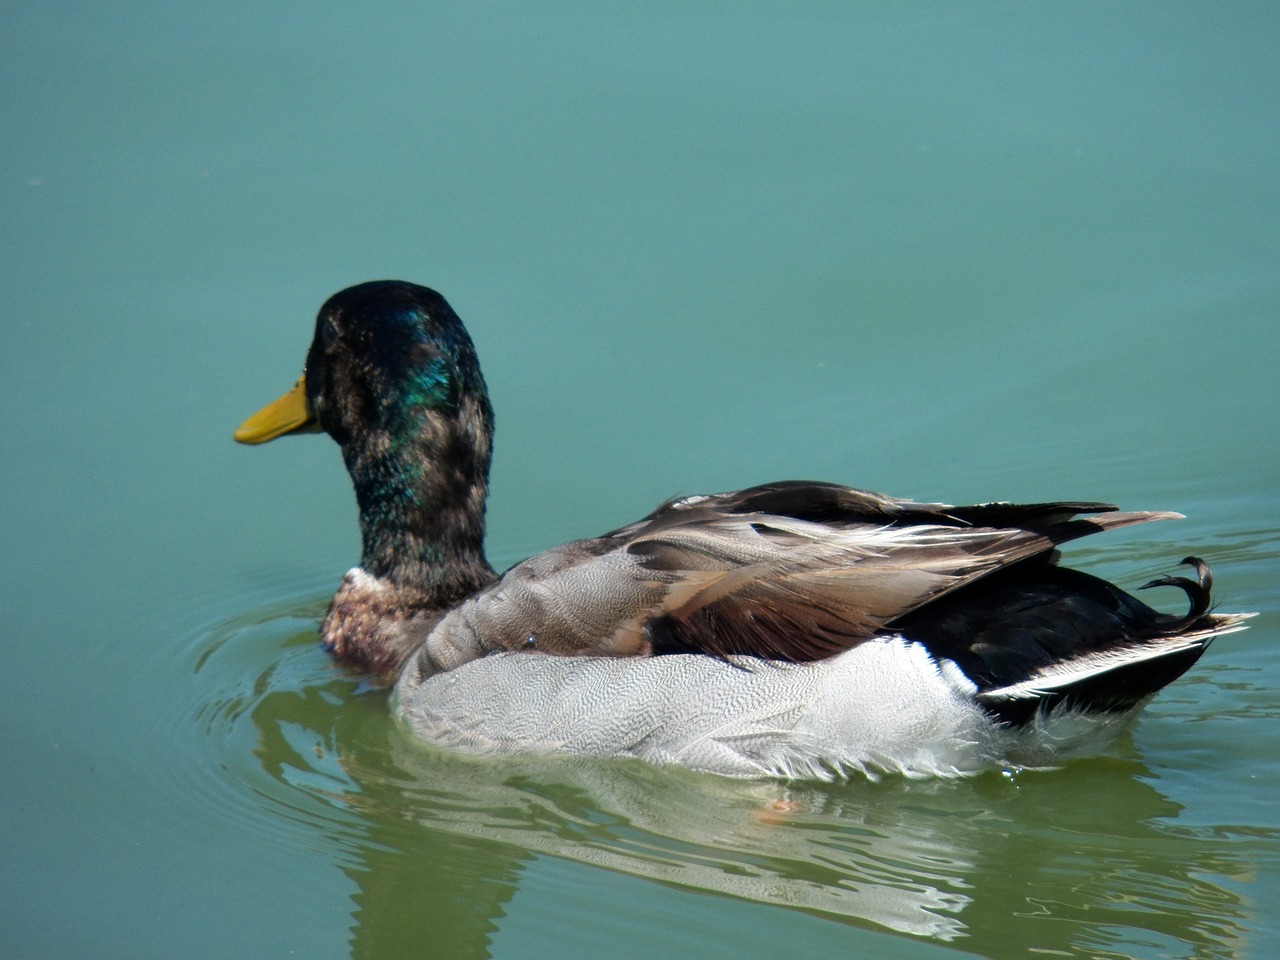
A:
[174,591,374,869]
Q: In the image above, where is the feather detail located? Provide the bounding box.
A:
[978,617,1252,704]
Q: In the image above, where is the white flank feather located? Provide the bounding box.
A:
[980,619,1252,703]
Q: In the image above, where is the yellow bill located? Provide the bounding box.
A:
[233,376,320,444]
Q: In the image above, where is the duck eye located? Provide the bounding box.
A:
[320,316,341,350]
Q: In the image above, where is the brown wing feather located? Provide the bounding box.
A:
[619,500,1180,661]
[414,482,1181,675]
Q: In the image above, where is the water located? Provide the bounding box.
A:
[2,3,1278,958]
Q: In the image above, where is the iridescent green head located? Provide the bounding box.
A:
[312,282,489,447]
[237,281,495,585]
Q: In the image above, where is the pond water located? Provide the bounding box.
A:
[3,3,1278,958]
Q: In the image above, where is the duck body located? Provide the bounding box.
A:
[236,281,1250,779]
[398,645,1012,780]
[394,483,1240,778]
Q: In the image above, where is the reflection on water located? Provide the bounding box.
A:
[185,598,1260,959]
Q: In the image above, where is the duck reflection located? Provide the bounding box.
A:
[202,611,1252,959]
[359,738,1251,958]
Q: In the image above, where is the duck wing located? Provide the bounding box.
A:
[410,481,1178,677]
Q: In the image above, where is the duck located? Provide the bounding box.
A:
[235,280,1250,780]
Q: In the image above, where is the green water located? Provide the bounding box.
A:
[3,3,1278,958]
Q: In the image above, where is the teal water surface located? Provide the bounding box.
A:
[3,3,1278,958]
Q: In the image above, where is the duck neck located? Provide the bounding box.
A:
[319,379,499,681]
[322,433,497,682]
[345,425,496,604]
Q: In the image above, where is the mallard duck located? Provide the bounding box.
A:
[235,280,1249,779]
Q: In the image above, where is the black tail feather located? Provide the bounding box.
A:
[1138,556,1212,621]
